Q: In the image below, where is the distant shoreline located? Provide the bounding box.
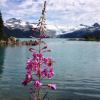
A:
[0,38,100,46]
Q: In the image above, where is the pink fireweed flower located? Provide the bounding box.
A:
[26,58,33,70]
[41,68,54,79]
[26,58,33,65]
[33,53,37,60]
[33,53,44,62]
[47,68,54,79]
[37,53,43,60]
[41,69,48,77]
[22,74,32,86]
[37,53,43,57]
[48,58,54,67]
[34,80,42,88]
[32,60,39,72]
[48,84,56,90]
[43,58,53,67]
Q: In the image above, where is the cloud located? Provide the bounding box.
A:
[0,0,8,7]
[0,0,100,28]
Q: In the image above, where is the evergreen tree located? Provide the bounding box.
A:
[0,11,7,40]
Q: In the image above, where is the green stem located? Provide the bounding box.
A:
[37,38,41,100]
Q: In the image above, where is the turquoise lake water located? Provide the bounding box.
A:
[0,39,100,100]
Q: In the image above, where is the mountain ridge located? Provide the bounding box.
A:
[4,18,100,40]
[58,23,100,40]
[4,18,57,38]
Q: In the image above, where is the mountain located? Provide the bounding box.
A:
[4,18,56,38]
[4,18,100,40]
[58,23,100,40]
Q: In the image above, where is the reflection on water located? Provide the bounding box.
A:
[0,39,100,100]
[0,46,6,75]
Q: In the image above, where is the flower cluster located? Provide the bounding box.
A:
[22,41,56,99]
[22,1,56,99]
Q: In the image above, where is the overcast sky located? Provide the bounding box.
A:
[0,0,100,28]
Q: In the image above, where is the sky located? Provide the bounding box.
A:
[0,0,100,29]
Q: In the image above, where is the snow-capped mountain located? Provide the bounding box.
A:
[58,23,100,40]
[4,18,100,39]
[4,18,76,35]
[4,18,57,38]
[5,18,33,31]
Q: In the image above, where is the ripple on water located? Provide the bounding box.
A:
[0,40,100,100]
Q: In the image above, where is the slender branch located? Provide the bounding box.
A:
[36,1,47,99]
[42,92,48,100]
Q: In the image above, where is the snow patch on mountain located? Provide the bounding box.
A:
[4,18,89,36]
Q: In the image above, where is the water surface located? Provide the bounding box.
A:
[0,39,100,100]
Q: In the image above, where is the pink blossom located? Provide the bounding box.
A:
[32,60,39,71]
[37,53,43,58]
[33,53,44,62]
[43,58,53,67]
[48,84,56,90]
[41,69,48,77]
[22,74,32,86]
[22,38,56,99]
[33,53,37,60]
[47,68,54,79]
[48,58,54,67]
[26,58,33,70]
[47,72,54,79]
[43,58,48,64]
[34,80,42,88]
[26,58,33,65]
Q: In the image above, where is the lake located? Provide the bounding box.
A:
[0,39,100,100]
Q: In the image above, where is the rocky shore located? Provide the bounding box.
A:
[0,37,39,46]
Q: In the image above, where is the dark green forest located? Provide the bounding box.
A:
[0,11,7,40]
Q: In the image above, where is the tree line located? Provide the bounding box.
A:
[0,11,7,40]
